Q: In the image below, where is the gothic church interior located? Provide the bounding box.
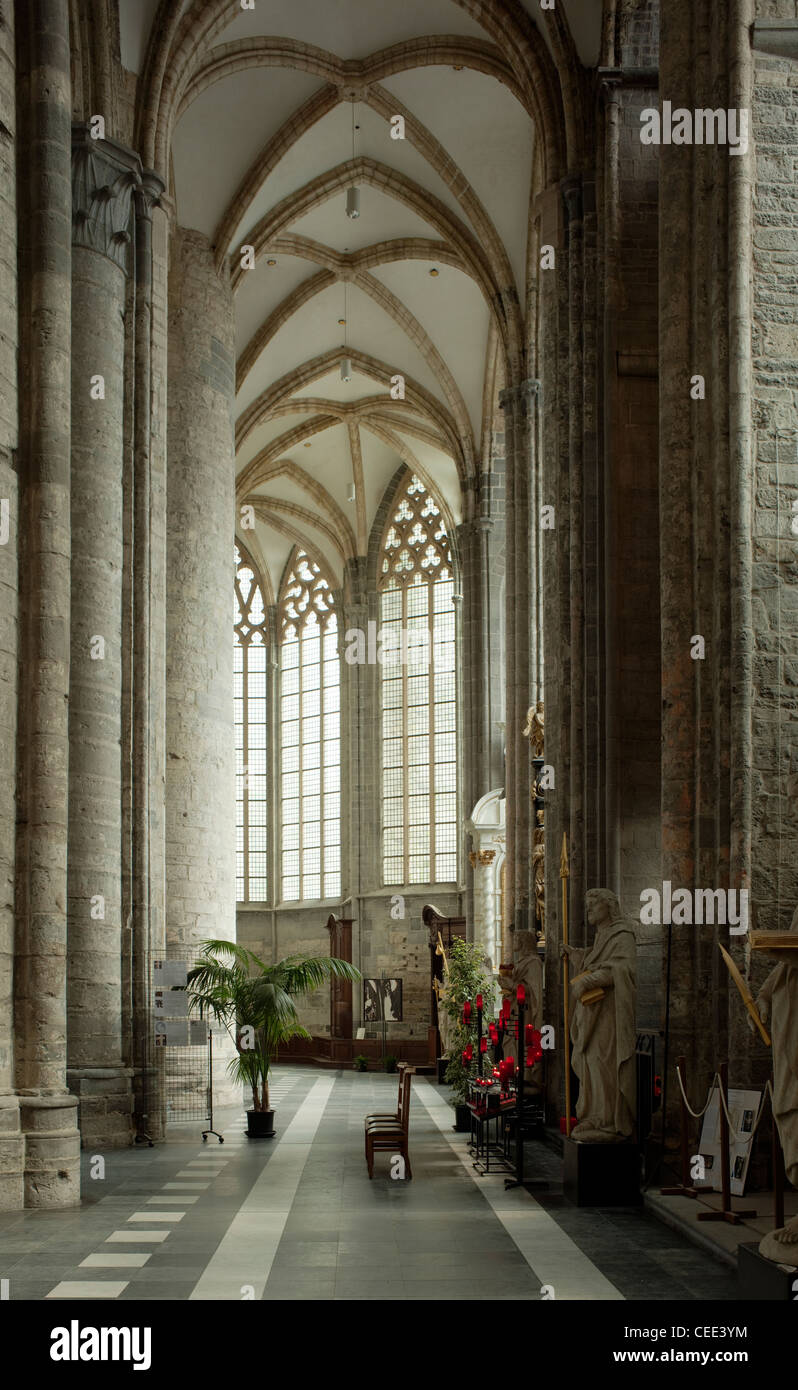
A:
[2,0,798,1320]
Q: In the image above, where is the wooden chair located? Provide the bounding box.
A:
[365,1067,413,1179]
[364,1062,407,1126]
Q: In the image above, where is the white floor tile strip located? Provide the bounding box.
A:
[147,1195,199,1205]
[189,1075,336,1301]
[47,1281,129,1299]
[80,1254,151,1268]
[128,1212,185,1222]
[416,1081,625,1302]
[106,1230,169,1243]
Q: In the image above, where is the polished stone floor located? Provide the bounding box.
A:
[0,1068,740,1301]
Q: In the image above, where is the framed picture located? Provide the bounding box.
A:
[696,1087,761,1196]
[363,978,403,1023]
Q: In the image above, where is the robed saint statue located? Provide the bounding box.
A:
[561,888,637,1143]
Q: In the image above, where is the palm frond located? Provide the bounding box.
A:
[187,941,363,1077]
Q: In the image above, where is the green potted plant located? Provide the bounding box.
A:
[353,1054,369,1072]
[187,939,361,1137]
[440,938,493,1132]
[383,1055,398,1074]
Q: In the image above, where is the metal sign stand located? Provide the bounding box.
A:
[201,1027,224,1144]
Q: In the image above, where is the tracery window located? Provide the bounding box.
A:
[379,474,458,885]
[279,552,341,902]
[234,545,268,902]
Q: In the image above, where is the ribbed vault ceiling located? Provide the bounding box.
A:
[122,0,602,594]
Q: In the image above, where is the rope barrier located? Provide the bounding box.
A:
[716,1076,773,1146]
[676,1065,774,1145]
[675,1065,717,1119]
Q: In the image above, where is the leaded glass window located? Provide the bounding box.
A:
[279,552,341,902]
[379,474,458,885]
[235,545,268,902]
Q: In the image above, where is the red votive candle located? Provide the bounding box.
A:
[480,1037,487,1053]
[476,994,483,1011]
[463,1000,472,1024]
[516,984,525,1004]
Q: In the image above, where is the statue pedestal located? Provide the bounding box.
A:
[562,1137,641,1206]
[738,1242,798,1301]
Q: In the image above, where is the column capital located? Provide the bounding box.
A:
[561,174,582,225]
[499,379,540,412]
[72,125,143,270]
[135,168,166,222]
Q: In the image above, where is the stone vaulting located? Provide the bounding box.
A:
[1,2,797,1316]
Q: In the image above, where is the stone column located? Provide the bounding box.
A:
[500,379,540,948]
[125,171,166,1144]
[469,849,498,964]
[326,915,353,1058]
[14,0,80,1207]
[66,128,141,1148]
[338,558,372,1027]
[166,229,237,1104]
[0,0,21,1208]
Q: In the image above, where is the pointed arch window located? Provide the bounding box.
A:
[279,551,341,902]
[234,545,268,903]
[379,474,458,885]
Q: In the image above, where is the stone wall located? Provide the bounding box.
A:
[237,886,462,1047]
[746,41,798,1116]
[750,49,798,935]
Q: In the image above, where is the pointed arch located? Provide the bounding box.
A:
[375,470,459,887]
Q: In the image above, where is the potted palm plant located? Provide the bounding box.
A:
[186,939,361,1137]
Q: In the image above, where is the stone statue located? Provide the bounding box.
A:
[434,965,453,1058]
[751,905,798,1265]
[561,888,637,1143]
[498,929,544,1091]
[523,700,545,758]
[533,809,545,943]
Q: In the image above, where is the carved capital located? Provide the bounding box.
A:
[561,174,582,225]
[72,125,142,271]
[469,849,496,868]
[135,169,166,223]
[499,379,540,414]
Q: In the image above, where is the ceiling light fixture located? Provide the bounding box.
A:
[429,268,440,277]
[267,258,277,266]
[347,482,356,503]
[345,103,360,220]
[340,280,351,382]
